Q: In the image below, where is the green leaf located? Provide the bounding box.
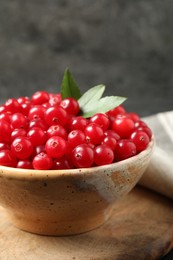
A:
[81,96,127,118]
[78,84,105,109]
[60,68,81,100]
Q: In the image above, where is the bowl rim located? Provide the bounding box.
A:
[0,137,154,178]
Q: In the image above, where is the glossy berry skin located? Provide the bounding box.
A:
[11,128,27,141]
[0,112,11,123]
[104,130,120,141]
[94,145,114,166]
[135,120,148,128]
[69,116,88,131]
[127,112,140,122]
[0,90,153,170]
[60,98,80,116]
[31,91,49,105]
[5,98,21,113]
[10,113,28,129]
[34,145,45,155]
[111,116,135,139]
[0,149,17,167]
[49,93,62,106]
[90,113,110,130]
[102,136,117,150]
[47,125,67,140]
[32,152,53,170]
[85,123,104,145]
[0,119,12,143]
[137,126,152,141]
[0,142,10,151]
[114,140,137,161]
[130,130,150,152]
[52,156,73,170]
[21,102,32,116]
[107,105,126,118]
[0,105,6,114]
[71,144,94,168]
[29,118,48,130]
[17,96,30,105]
[28,105,45,121]
[27,127,47,146]
[11,137,33,159]
[68,130,86,149]
[44,106,68,126]
[17,160,33,169]
[45,136,67,158]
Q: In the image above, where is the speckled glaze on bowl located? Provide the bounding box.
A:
[0,138,154,236]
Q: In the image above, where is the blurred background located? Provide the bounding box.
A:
[0,0,173,117]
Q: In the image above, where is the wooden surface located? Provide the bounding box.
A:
[0,186,173,260]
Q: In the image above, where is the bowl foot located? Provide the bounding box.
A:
[6,208,113,236]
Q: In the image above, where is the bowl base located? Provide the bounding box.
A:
[6,208,114,236]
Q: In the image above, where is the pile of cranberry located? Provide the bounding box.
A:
[0,91,152,170]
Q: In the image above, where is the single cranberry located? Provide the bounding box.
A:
[49,93,62,106]
[31,91,49,105]
[94,145,114,166]
[52,156,73,170]
[47,125,67,140]
[107,105,126,118]
[44,106,68,126]
[68,130,86,149]
[60,98,80,116]
[69,116,88,131]
[0,149,17,167]
[17,160,33,169]
[111,116,135,138]
[71,143,94,168]
[32,152,53,170]
[28,105,46,121]
[10,113,28,129]
[5,98,22,113]
[130,130,150,152]
[45,136,67,158]
[114,139,137,161]
[137,126,152,140]
[27,127,47,146]
[102,136,117,150]
[11,137,33,159]
[85,123,104,145]
[90,113,110,130]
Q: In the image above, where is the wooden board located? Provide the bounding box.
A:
[0,186,173,260]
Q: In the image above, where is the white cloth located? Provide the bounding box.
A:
[139,111,173,199]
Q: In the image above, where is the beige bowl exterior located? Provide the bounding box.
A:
[0,139,154,236]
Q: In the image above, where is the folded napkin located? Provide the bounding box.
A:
[139,111,173,199]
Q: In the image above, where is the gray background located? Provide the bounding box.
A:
[0,0,173,117]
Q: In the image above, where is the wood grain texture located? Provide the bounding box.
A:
[0,186,173,260]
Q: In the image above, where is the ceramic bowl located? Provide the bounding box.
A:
[0,138,154,236]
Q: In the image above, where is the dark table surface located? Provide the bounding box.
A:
[0,1,173,258]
